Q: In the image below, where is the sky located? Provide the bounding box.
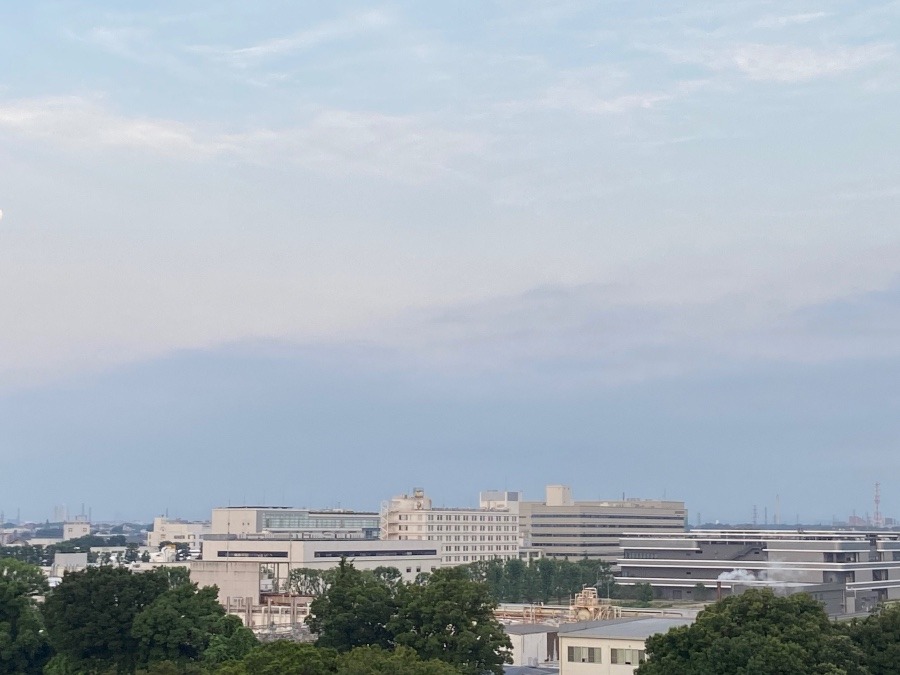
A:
[1,1,899,524]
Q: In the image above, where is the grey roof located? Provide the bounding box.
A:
[559,617,693,640]
[504,667,559,675]
[504,623,559,635]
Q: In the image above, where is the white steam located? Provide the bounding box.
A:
[717,569,758,582]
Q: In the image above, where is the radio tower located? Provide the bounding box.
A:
[874,482,884,528]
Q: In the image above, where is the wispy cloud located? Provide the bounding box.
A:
[0,96,486,182]
[753,12,831,30]
[662,42,893,82]
[188,10,392,69]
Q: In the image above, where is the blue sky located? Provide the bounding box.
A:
[1,1,898,523]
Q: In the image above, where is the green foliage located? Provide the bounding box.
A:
[692,582,710,602]
[241,641,338,675]
[337,645,461,674]
[463,556,614,604]
[43,566,169,673]
[131,584,226,665]
[0,560,51,673]
[307,559,399,652]
[637,589,868,675]
[845,603,900,674]
[390,566,511,675]
[202,615,257,667]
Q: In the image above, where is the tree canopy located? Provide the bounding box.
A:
[463,556,615,604]
[42,565,255,673]
[0,560,51,674]
[637,589,868,675]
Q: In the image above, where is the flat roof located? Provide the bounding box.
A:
[504,623,559,635]
[559,617,692,640]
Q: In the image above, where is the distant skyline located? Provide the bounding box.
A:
[1,2,899,523]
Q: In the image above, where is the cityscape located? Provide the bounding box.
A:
[2,0,900,673]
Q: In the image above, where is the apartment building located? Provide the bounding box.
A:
[519,485,687,562]
[616,529,900,605]
[381,488,528,566]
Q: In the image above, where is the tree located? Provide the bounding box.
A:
[0,559,51,673]
[131,583,227,666]
[338,645,461,674]
[390,566,511,675]
[846,602,900,674]
[202,614,258,668]
[637,589,868,675]
[307,559,398,652]
[42,566,169,673]
[693,583,710,602]
[240,641,338,675]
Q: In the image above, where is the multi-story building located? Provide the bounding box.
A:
[518,485,687,562]
[210,506,380,539]
[616,529,900,606]
[381,488,532,566]
[147,517,211,551]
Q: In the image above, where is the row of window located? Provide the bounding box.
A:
[444,553,515,562]
[443,544,513,552]
[427,525,514,532]
[426,535,515,542]
[566,647,645,665]
[531,513,684,520]
[397,514,515,522]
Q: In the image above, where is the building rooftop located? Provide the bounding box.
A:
[504,623,559,635]
[559,617,693,640]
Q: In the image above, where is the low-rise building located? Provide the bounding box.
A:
[505,623,560,667]
[559,617,692,674]
[195,536,441,604]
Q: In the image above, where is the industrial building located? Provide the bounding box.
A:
[518,485,687,562]
[616,529,900,608]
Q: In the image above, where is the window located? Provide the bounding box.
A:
[567,646,600,663]
[610,649,645,665]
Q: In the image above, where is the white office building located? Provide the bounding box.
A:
[381,488,533,566]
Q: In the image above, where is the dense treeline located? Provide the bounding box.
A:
[460,556,650,604]
[0,559,254,674]
[0,558,509,674]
